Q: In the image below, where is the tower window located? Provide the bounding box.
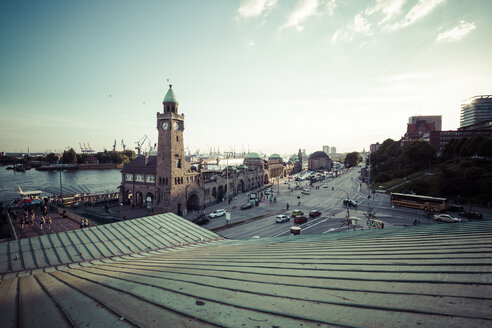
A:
[177,159,181,168]
[176,136,179,142]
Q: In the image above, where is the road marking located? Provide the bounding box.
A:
[300,218,328,231]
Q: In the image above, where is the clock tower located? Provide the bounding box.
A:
[155,84,187,214]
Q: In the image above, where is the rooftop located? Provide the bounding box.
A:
[1,215,491,327]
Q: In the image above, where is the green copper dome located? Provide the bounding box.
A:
[245,152,261,159]
[268,153,281,160]
[163,84,178,103]
[288,154,299,163]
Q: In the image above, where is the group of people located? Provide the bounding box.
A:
[10,207,53,231]
[79,218,90,228]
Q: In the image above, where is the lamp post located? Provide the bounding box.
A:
[59,169,63,205]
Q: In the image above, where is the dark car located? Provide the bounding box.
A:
[309,210,321,218]
[343,199,357,207]
[461,210,483,220]
[448,204,464,213]
[192,214,209,225]
[241,201,255,210]
[294,215,308,224]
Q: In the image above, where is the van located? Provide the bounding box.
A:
[292,210,303,216]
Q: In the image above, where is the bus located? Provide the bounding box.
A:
[390,193,448,212]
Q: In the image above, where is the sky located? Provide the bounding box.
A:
[1,0,491,157]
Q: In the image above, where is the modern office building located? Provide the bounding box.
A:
[460,95,492,128]
[330,146,337,154]
[322,145,330,154]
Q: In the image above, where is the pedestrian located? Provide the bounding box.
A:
[84,218,89,228]
[40,216,45,230]
[47,216,52,229]
[21,217,25,230]
[286,203,289,210]
[80,218,84,229]
[12,210,18,221]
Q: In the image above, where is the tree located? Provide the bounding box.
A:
[62,148,77,164]
[344,152,361,168]
[400,141,436,172]
[45,153,58,163]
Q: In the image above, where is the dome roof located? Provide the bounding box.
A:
[163,85,178,103]
[245,152,261,159]
[268,153,281,160]
[288,154,299,163]
[309,151,330,160]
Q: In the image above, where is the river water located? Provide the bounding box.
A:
[0,167,121,202]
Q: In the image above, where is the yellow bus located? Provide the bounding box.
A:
[390,193,448,212]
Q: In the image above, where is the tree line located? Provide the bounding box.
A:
[370,136,492,203]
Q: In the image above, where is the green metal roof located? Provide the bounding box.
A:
[288,154,299,162]
[163,84,178,103]
[268,153,281,160]
[2,217,492,327]
[245,152,260,159]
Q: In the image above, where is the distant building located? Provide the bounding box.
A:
[308,151,333,171]
[322,146,330,154]
[429,129,492,153]
[370,143,381,153]
[330,147,336,154]
[401,118,437,148]
[461,95,492,128]
[409,116,442,131]
[458,120,492,131]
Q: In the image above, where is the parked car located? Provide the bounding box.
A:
[322,184,329,188]
[309,210,321,218]
[208,209,227,218]
[275,215,290,223]
[461,210,483,220]
[343,199,357,207]
[448,204,464,212]
[241,201,255,210]
[434,214,461,223]
[294,215,308,224]
[292,209,304,216]
[301,189,310,195]
[192,214,209,225]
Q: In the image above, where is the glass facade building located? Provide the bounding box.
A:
[460,95,492,128]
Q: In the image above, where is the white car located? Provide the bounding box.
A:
[275,215,290,223]
[208,209,227,218]
[322,184,329,188]
[433,214,461,223]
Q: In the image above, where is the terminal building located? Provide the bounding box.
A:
[120,85,266,215]
[460,95,492,128]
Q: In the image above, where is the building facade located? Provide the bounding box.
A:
[460,95,492,128]
[308,151,333,171]
[408,116,442,131]
[429,129,492,153]
[120,85,265,215]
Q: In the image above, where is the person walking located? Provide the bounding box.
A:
[286,203,289,210]
[80,218,84,229]
[40,216,45,230]
[47,216,52,229]
[84,218,89,228]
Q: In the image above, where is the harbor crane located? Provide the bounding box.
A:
[113,140,117,151]
[121,139,126,151]
[135,135,151,156]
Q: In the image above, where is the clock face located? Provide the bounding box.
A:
[161,121,168,130]
[173,122,180,131]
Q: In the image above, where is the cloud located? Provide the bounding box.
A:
[237,0,277,19]
[436,20,476,42]
[365,0,407,26]
[325,0,337,16]
[282,0,320,31]
[351,13,372,35]
[388,0,445,30]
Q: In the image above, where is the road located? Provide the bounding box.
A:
[210,167,489,240]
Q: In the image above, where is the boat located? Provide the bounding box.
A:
[8,186,44,208]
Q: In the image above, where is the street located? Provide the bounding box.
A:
[203,167,490,239]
